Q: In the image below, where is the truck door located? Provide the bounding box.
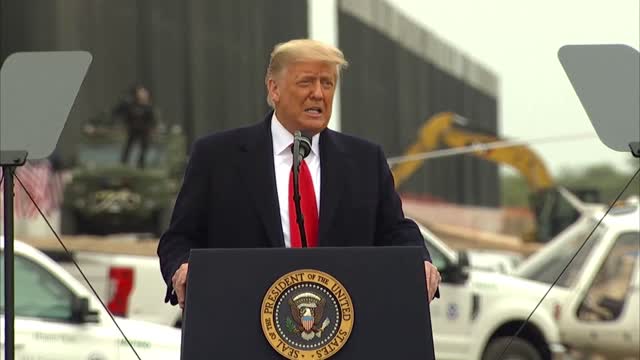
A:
[561,231,639,357]
[1,253,120,360]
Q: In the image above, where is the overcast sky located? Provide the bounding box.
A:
[386,0,639,174]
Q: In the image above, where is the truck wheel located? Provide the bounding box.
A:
[482,337,542,360]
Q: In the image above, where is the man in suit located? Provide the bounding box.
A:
[158,39,440,309]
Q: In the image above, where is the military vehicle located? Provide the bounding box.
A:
[61,112,187,236]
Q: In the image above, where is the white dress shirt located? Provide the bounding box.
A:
[271,112,321,248]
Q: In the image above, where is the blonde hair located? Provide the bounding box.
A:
[265,39,349,107]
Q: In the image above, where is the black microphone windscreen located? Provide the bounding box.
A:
[299,132,312,158]
[293,131,312,159]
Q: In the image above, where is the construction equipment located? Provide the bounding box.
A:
[391,112,582,242]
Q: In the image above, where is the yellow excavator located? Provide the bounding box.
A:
[391,112,581,242]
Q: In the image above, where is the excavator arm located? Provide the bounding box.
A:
[391,112,578,242]
[391,112,553,192]
[440,127,554,192]
[391,112,457,186]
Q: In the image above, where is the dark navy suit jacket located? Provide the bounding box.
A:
[157,112,434,304]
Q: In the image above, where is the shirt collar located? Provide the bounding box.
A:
[271,112,320,157]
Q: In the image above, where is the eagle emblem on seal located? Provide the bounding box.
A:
[287,292,331,341]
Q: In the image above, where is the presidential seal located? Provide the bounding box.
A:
[261,269,354,359]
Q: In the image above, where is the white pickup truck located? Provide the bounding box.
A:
[57,250,183,328]
[422,224,569,360]
[516,201,639,358]
[0,238,181,360]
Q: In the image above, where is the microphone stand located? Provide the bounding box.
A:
[292,136,308,248]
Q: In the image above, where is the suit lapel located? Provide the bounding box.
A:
[237,113,285,247]
[318,129,347,246]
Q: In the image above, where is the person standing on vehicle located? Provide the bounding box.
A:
[114,84,156,169]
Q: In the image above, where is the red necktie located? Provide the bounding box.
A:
[288,160,319,248]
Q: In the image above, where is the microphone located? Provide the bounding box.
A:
[291,131,313,248]
[293,131,312,164]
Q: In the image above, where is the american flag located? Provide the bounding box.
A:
[0,160,64,219]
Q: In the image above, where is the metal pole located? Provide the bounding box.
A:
[3,165,15,360]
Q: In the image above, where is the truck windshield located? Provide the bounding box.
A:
[518,221,605,288]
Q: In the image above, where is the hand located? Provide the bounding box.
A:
[171,263,189,309]
[424,261,441,303]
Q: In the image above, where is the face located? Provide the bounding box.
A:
[135,87,150,105]
[268,61,337,135]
